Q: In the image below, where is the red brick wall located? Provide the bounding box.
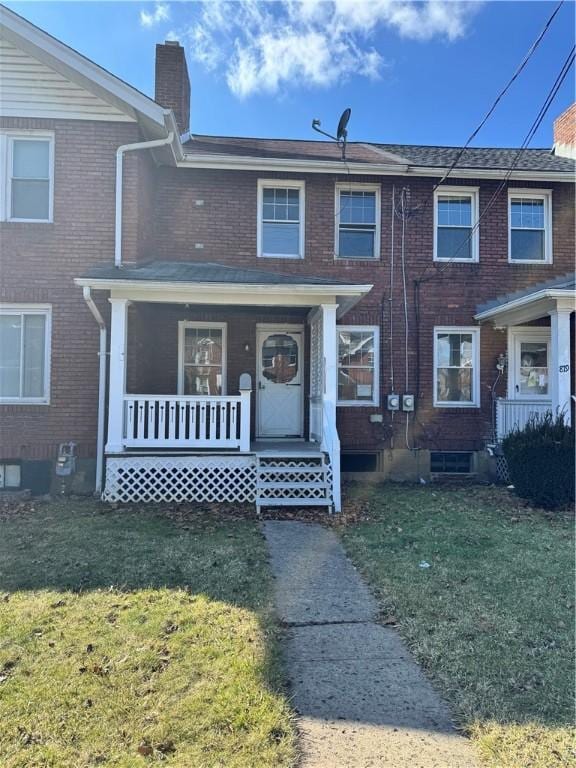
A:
[0,117,150,462]
[554,103,576,148]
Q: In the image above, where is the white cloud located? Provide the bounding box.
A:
[176,0,482,98]
[140,2,170,29]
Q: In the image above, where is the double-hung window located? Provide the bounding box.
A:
[508,190,552,263]
[335,184,380,259]
[0,305,51,403]
[1,133,54,222]
[337,326,379,406]
[258,180,304,258]
[178,322,226,396]
[434,327,480,407]
[434,187,479,262]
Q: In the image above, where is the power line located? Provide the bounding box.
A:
[432,0,566,193]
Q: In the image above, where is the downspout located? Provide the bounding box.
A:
[115,131,174,267]
[83,287,107,495]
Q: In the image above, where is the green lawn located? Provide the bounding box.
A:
[339,483,575,768]
[0,500,295,768]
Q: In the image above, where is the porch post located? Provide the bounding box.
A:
[549,302,573,425]
[106,297,128,452]
[238,373,252,452]
[321,303,341,512]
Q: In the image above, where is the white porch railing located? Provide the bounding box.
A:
[495,399,552,441]
[321,401,341,513]
[123,389,251,451]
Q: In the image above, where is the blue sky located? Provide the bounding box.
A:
[6,1,575,147]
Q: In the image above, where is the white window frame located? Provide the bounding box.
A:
[177,321,227,396]
[257,179,305,259]
[507,326,551,401]
[433,326,480,408]
[337,325,380,407]
[334,182,381,260]
[508,188,553,265]
[433,186,479,263]
[0,131,55,223]
[0,303,52,404]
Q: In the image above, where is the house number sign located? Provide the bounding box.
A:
[559,364,570,373]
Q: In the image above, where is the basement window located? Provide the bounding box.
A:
[0,462,22,490]
[341,453,378,472]
[430,451,473,474]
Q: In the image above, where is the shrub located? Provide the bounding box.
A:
[502,412,575,510]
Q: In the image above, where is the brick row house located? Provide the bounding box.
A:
[1,6,574,510]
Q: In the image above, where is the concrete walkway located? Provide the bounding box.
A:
[262,521,479,768]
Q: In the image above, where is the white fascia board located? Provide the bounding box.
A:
[474,288,575,322]
[0,5,165,128]
[177,153,574,183]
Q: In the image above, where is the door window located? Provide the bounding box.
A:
[261,334,299,384]
[518,341,548,396]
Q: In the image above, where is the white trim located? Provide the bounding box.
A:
[433,186,479,263]
[257,179,305,259]
[433,326,480,409]
[507,326,551,400]
[256,324,305,438]
[177,321,228,396]
[334,182,381,261]
[177,152,575,183]
[337,325,380,407]
[0,303,52,404]
[2,130,54,223]
[508,188,553,265]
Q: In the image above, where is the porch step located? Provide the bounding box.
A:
[255,454,332,512]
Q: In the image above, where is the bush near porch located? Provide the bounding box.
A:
[0,500,295,768]
[339,483,575,768]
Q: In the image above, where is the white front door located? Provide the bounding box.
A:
[510,329,551,399]
[257,327,304,438]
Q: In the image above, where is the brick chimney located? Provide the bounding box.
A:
[553,103,576,159]
[155,41,190,136]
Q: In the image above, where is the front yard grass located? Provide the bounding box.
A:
[0,500,295,768]
[340,483,575,768]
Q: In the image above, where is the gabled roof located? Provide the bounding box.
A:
[0,4,177,142]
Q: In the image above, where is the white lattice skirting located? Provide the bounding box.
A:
[104,456,257,504]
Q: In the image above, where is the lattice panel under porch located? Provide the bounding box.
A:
[104,456,257,504]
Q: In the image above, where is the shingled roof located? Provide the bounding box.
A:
[476,272,576,317]
[183,134,576,174]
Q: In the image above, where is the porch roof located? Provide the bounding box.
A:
[75,260,373,317]
[474,272,575,326]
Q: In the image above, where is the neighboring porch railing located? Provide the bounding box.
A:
[495,398,552,441]
[321,402,341,513]
[122,380,251,451]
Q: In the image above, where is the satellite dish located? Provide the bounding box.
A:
[310,107,352,160]
[336,108,351,141]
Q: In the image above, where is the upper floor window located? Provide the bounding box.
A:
[257,180,304,258]
[433,187,479,262]
[337,326,379,406]
[508,189,552,264]
[1,133,54,222]
[335,184,380,259]
[433,327,480,408]
[0,305,51,404]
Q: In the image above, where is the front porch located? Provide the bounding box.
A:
[476,274,575,441]
[76,261,372,512]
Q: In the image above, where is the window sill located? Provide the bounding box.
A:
[433,403,480,411]
[0,399,50,406]
[508,259,552,266]
[257,253,304,260]
[5,218,53,225]
[337,401,380,408]
[334,256,380,262]
[433,258,478,264]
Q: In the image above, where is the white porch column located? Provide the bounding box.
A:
[106,297,129,452]
[549,302,573,426]
[321,304,338,425]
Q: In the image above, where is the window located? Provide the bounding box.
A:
[178,322,226,396]
[257,180,304,258]
[337,326,379,406]
[0,462,22,489]
[508,190,552,263]
[0,306,51,403]
[509,328,550,399]
[434,187,479,262]
[335,184,380,259]
[430,451,473,474]
[1,133,54,222]
[434,327,480,407]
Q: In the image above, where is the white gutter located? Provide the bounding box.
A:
[82,287,107,495]
[115,131,174,267]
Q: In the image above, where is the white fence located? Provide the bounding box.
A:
[123,391,251,450]
[495,399,552,440]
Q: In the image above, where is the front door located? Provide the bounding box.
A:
[510,329,551,399]
[257,327,303,438]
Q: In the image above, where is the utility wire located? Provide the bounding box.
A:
[417,43,575,283]
[431,0,566,194]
